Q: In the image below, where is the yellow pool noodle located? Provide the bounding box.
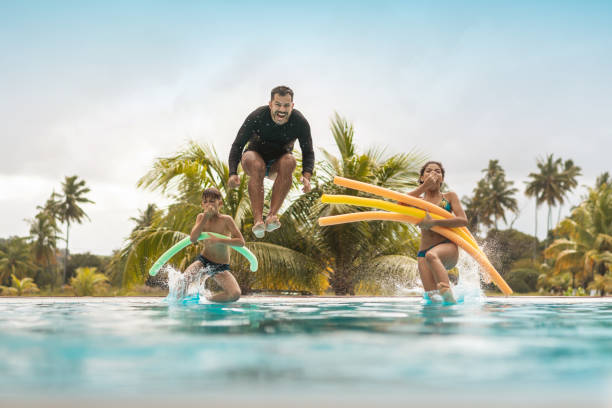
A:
[333,176,480,248]
[321,194,477,249]
[318,211,512,295]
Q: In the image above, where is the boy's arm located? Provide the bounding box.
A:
[205,216,245,247]
[190,213,206,244]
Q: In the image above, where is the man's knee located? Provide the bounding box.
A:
[277,154,297,173]
[242,153,266,177]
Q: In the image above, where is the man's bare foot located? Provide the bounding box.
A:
[252,222,265,238]
[437,282,457,304]
[265,215,281,232]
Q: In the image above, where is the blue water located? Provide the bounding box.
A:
[1,297,611,407]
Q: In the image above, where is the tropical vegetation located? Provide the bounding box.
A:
[0,117,609,297]
[539,175,612,294]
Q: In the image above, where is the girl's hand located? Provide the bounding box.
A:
[422,174,438,190]
[417,212,435,230]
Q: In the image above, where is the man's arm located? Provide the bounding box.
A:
[228,109,259,176]
[297,119,315,176]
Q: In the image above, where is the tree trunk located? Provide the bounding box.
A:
[63,221,70,284]
[533,200,538,261]
[330,267,353,295]
[547,205,552,234]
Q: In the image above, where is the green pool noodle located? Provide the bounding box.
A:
[148,232,258,276]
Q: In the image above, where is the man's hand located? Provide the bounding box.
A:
[228,174,240,189]
[301,173,312,193]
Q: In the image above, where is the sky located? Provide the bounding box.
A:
[1,0,611,255]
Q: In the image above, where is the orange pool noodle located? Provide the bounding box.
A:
[318,211,512,295]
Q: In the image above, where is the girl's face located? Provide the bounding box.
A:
[421,164,444,186]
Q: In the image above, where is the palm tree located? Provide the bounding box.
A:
[556,159,582,226]
[129,204,160,232]
[596,172,610,189]
[0,237,37,285]
[480,160,518,229]
[70,267,109,296]
[28,211,61,288]
[28,212,60,267]
[117,142,321,292]
[543,180,612,289]
[525,154,566,234]
[0,274,40,296]
[464,160,518,232]
[56,176,94,283]
[275,113,424,295]
[118,113,425,295]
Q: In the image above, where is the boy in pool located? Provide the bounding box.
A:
[406,161,468,304]
[177,187,245,302]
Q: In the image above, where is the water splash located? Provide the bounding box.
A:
[395,251,486,305]
[164,265,212,305]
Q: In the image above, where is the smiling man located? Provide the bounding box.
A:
[228,86,314,238]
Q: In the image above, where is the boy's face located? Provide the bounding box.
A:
[201,197,222,214]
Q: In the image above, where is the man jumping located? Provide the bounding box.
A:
[227,86,314,238]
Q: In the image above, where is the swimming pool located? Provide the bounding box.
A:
[1,296,611,407]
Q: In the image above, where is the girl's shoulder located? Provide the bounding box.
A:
[443,191,459,201]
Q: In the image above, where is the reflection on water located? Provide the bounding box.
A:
[0,297,611,406]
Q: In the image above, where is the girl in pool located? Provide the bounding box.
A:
[407,161,468,303]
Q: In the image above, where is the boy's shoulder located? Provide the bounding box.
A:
[217,213,238,225]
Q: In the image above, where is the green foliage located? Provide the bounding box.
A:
[70,267,109,296]
[484,229,538,275]
[55,176,95,283]
[505,268,539,293]
[525,155,582,233]
[0,274,40,296]
[0,237,37,285]
[587,274,612,296]
[66,252,110,282]
[117,113,425,295]
[463,160,518,233]
[543,178,612,289]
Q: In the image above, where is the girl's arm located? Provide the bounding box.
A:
[418,192,468,229]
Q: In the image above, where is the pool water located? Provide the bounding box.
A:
[1,296,611,407]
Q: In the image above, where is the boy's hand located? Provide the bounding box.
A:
[204,236,220,244]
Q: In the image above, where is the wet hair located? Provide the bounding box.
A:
[201,187,222,201]
[419,161,445,184]
[270,85,294,101]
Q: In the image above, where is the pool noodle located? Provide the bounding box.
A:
[333,176,480,249]
[321,194,476,249]
[149,232,258,276]
[318,211,512,295]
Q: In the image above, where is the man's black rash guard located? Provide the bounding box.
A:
[228,106,315,176]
